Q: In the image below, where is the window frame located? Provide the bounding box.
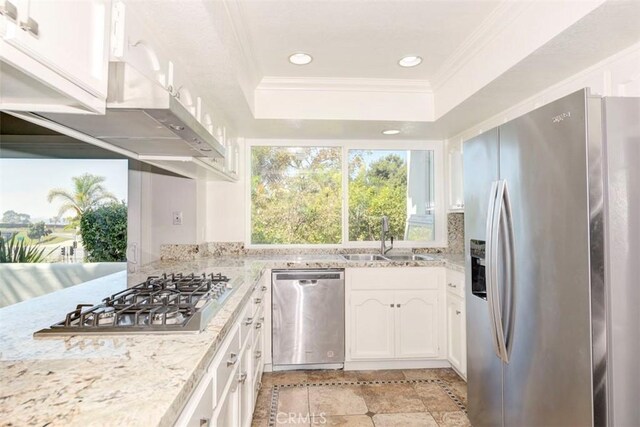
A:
[245,139,446,249]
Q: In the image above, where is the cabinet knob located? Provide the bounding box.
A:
[199,418,211,426]
[397,304,401,308]
[238,372,248,384]
[448,283,457,288]
[255,322,263,330]
[0,0,18,21]
[390,304,395,308]
[261,285,268,292]
[19,17,38,38]
[456,310,461,315]
[255,350,262,359]
[254,298,262,304]
[226,352,238,367]
[244,317,254,326]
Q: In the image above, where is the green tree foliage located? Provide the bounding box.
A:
[47,173,118,230]
[0,234,54,263]
[80,203,127,262]
[2,210,31,224]
[251,147,342,244]
[27,221,51,241]
[349,152,407,241]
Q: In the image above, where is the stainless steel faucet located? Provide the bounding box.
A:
[380,216,394,255]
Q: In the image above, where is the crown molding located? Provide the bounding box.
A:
[221,0,262,91]
[257,76,432,94]
[431,1,535,90]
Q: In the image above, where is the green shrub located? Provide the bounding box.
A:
[0,234,54,263]
[80,203,127,262]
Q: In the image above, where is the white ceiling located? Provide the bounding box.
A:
[238,0,501,80]
[123,0,640,140]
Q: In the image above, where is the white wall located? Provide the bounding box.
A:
[128,162,206,265]
[206,138,246,242]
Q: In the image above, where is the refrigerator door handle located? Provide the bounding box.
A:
[502,181,517,359]
[491,180,514,363]
[485,181,502,359]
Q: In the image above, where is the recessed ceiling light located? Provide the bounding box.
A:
[398,55,422,68]
[289,52,313,65]
[382,129,401,135]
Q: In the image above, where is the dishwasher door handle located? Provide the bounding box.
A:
[298,279,318,286]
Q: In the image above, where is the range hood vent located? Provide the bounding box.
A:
[39,62,225,159]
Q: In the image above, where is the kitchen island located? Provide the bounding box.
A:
[0,254,463,426]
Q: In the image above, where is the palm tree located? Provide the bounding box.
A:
[47,174,118,228]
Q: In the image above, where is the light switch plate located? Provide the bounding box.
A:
[172,211,183,225]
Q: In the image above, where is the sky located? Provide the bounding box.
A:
[0,159,128,222]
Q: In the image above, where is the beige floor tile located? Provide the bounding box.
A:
[430,411,471,427]
[309,385,368,416]
[435,369,465,384]
[372,412,439,427]
[277,387,310,416]
[252,418,269,427]
[360,383,425,414]
[413,383,459,412]
[306,370,360,384]
[311,415,374,426]
[355,369,405,382]
[402,369,442,380]
[253,386,273,420]
[266,370,310,386]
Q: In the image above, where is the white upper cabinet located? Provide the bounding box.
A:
[0,0,110,112]
[447,139,464,211]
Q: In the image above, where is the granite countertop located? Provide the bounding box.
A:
[0,253,464,426]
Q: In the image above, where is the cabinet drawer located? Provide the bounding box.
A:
[252,328,264,385]
[446,269,465,298]
[239,302,254,346]
[348,267,442,291]
[251,284,267,316]
[209,324,241,405]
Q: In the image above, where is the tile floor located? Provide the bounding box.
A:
[251,368,469,426]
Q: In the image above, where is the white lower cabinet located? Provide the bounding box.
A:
[395,290,439,358]
[350,291,395,359]
[446,269,466,378]
[238,338,253,427]
[176,273,268,427]
[347,268,445,361]
[213,375,239,427]
[178,374,215,427]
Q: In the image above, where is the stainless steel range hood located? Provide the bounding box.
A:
[39,62,225,159]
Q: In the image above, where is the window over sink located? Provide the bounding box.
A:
[248,141,444,247]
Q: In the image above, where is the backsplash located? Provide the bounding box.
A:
[160,213,465,260]
[447,212,465,254]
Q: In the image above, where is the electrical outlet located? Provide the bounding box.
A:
[172,211,183,225]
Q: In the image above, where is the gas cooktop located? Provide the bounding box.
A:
[34,273,235,336]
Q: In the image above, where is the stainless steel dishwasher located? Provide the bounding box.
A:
[272,269,345,370]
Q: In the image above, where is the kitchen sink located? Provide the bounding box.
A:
[384,254,435,261]
[342,254,390,261]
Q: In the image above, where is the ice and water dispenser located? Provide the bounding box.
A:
[470,239,487,300]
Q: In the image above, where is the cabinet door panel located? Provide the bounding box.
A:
[447,294,464,372]
[395,290,439,358]
[213,378,239,427]
[239,342,253,427]
[350,291,394,360]
[9,0,109,96]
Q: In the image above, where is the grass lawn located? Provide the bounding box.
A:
[1,228,73,246]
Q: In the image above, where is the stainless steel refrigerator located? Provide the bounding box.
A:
[463,89,639,427]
